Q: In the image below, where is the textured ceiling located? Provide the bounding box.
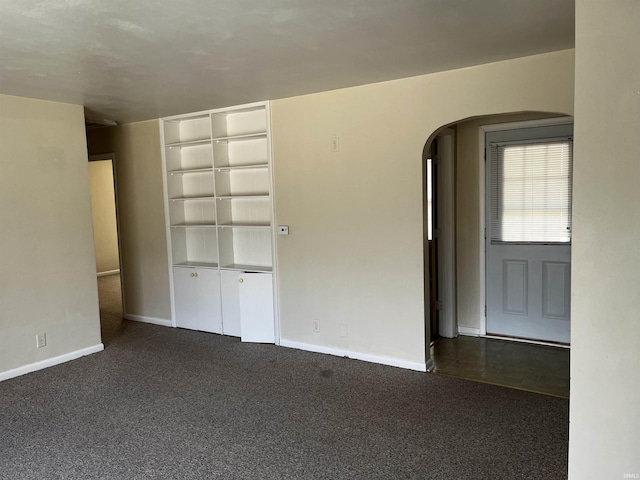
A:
[0,0,575,123]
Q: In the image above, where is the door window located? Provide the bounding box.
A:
[489,139,572,244]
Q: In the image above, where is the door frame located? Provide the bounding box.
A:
[477,116,573,340]
[88,153,126,315]
[436,129,457,338]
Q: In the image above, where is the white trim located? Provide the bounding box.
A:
[97,269,120,277]
[478,116,573,338]
[458,326,482,336]
[484,335,570,349]
[158,123,178,328]
[124,313,173,328]
[280,339,427,372]
[0,344,104,382]
[265,101,281,346]
[436,129,457,338]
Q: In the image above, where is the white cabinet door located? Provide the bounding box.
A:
[173,267,223,334]
[239,272,274,343]
[220,270,241,337]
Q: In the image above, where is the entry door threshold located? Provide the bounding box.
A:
[484,333,570,349]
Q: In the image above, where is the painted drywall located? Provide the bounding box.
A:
[88,160,119,274]
[86,121,171,322]
[0,93,102,374]
[271,49,574,366]
[455,112,566,333]
[569,1,640,477]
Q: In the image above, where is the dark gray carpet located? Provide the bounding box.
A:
[0,275,569,479]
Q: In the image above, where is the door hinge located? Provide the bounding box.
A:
[484,305,487,317]
[433,228,441,239]
[432,300,443,310]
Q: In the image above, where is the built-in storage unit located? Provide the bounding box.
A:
[160,102,277,343]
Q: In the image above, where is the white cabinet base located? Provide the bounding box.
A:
[173,267,223,334]
[220,270,242,337]
[239,272,274,343]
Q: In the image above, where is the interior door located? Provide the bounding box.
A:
[485,123,573,344]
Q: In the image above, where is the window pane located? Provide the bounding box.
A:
[491,141,572,243]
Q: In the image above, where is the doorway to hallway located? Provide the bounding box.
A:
[88,153,125,346]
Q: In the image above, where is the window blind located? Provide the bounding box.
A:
[489,139,573,243]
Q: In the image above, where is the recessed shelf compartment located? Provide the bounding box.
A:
[171,226,219,266]
[220,264,272,273]
[165,141,213,172]
[171,223,217,228]
[169,168,215,176]
[174,261,219,269]
[218,227,272,272]
[163,114,212,145]
[167,170,215,199]
[169,196,216,226]
[213,135,268,168]
[211,108,267,139]
[214,164,268,172]
[166,139,212,149]
[216,197,271,227]
[214,168,270,197]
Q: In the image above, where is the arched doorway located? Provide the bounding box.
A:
[423,112,571,397]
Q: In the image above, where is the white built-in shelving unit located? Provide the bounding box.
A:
[160,102,276,342]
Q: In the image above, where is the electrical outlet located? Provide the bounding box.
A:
[313,319,320,333]
[339,324,348,338]
[36,333,47,348]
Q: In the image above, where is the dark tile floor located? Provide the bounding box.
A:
[430,335,570,398]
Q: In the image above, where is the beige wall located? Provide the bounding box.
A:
[87,121,171,321]
[0,93,102,374]
[271,49,574,366]
[569,1,640,477]
[455,112,567,332]
[82,50,574,368]
[88,160,120,274]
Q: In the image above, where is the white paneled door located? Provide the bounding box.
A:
[485,122,573,344]
[486,244,571,343]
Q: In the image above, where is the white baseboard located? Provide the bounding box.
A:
[279,339,427,372]
[0,344,104,383]
[124,313,173,328]
[97,269,120,277]
[458,326,482,336]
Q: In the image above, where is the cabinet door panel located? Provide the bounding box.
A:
[220,270,241,337]
[239,272,274,343]
[173,267,222,334]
